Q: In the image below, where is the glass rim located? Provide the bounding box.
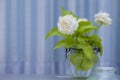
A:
[95,67,116,70]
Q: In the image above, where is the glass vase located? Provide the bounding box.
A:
[65,48,100,78]
[87,67,119,80]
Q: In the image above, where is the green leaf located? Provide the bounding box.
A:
[68,51,83,70]
[75,41,94,59]
[94,43,103,56]
[77,36,87,42]
[92,54,99,62]
[54,37,77,49]
[68,52,83,66]
[61,7,78,19]
[99,45,103,55]
[69,53,95,71]
[83,46,94,59]
[78,34,103,55]
[90,34,102,42]
[80,57,94,71]
[46,27,63,39]
[77,22,98,33]
[79,22,92,26]
[88,34,103,55]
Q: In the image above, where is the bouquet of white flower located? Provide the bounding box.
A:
[46,7,112,71]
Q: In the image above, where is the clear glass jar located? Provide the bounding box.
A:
[87,67,119,80]
[65,48,100,78]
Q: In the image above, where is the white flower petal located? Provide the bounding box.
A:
[94,11,112,26]
[57,15,78,35]
[78,18,88,22]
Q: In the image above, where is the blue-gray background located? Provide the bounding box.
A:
[0,0,120,75]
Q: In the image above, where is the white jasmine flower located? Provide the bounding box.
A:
[94,11,112,26]
[78,18,88,22]
[57,15,78,35]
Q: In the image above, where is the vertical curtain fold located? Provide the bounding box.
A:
[30,0,37,74]
[24,0,31,75]
[0,0,6,74]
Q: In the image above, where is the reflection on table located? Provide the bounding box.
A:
[0,75,119,80]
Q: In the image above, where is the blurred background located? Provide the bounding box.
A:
[0,0,120,75]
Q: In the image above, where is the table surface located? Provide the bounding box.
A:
[0,75,119,80]
[0,75,86,80]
